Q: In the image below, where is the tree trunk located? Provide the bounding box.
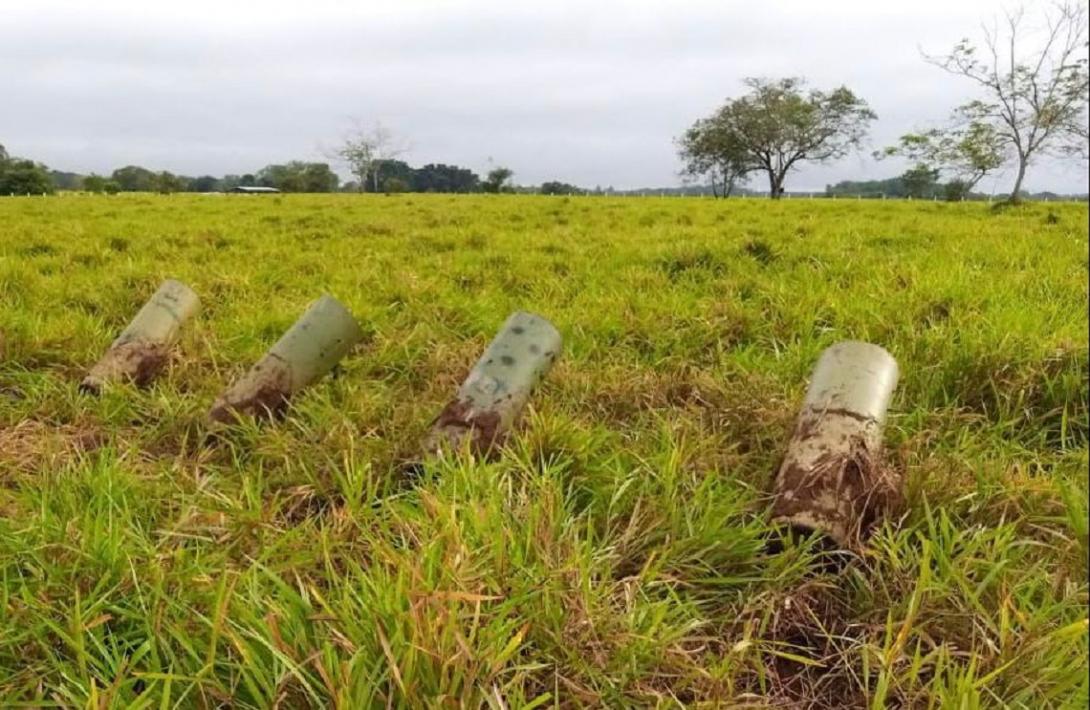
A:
[1008,158,1028,203]
[80,279,200,394]
[424,311,561,458]
[768,171,783,200]
[209,295,363,423]
[770,341,901,551]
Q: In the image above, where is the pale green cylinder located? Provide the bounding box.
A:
[81,279,200,393]
[426,311,562,456]
[114,279,201,349]
[209,294,364,422]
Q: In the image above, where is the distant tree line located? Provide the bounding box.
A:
[3,143,605,197]
[824,176,1081,202]
[348,161,482,193]
[0,155,492,195]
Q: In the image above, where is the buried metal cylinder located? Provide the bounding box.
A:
[425,311,561,457]
[770,341,901,549]
[208,295,363,423]
[80,279,200,394]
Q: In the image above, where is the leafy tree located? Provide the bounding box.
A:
[333,121,408,193]
[83,174,109,193]
[298,162,338,192]
[0,147,54,195]
[540,181,584,195]
[151,171,187,194]
[943,180,972,202]
[411,163,480,192]
[901,164,940,198]
[879,120,1007,199]
[677,115,753,197]
[706,78,876,198]
[924,2,1089,202]
[383,177,408,193]
[111,165,156,192]
[50,171,83,190]
[189,175,221,192]
[368,159,414,193]
[482,167,514,193]
[256,162,338,192]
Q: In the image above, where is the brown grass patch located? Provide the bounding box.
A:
[0,419,106,478]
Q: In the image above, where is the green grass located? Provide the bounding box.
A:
[0,193,1087,707]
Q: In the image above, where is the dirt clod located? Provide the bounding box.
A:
[208,360,292,423]
[80,340,171,394]
[424,397,505,458]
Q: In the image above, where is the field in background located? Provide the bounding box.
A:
[1,194,1087,707]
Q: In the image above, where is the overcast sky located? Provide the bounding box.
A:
[3,0,1087,193]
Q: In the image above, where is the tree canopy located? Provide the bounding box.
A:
[0,145,54,195]
[256,162,339,192]
[923,2,1089,202]
[680,78,876,198]
[482,167,514,193]
[540,181,584,195]
[879,121,1006,195]
[677,115,753,197]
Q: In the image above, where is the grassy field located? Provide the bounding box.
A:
[0,193,1087,708]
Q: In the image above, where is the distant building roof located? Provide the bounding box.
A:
[230,186,280,193]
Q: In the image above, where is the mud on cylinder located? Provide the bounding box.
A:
[770,341,901,550]
[208,294,364,423]
[425,311,562,457]
[80,279,200,394]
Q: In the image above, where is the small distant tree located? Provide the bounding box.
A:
[50,171,82,190]
[151,171,187,194]
[412,163,480,192]
[332,121,408,193]
[482,167,514,193]
[110,165,156,192]
[540,181,584,195]
[901,164,940,198]
[299,162,339,192]
[0,148,54,195]
[676,115,753,197]
[83,174,109,193]
[706,78,877,198]
[924,2,1089,202]
[256,162,338,192]
[189,175,221,192]
[383,177,408,193]
[943,179,972,202]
